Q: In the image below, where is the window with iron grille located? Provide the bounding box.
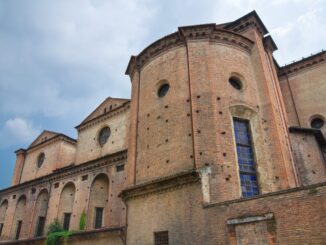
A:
[154,231,169,245]
[35,216,45,237]
[0,223,3,237]
[15,220,22,240]
[116,164,124,172]
[233,118,259,198]
[94,207,103,229]
[82,175,88,181]
[63,213,71,231]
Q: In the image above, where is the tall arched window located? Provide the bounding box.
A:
[32,190,49,237]
[12,196,26,240]
[0,200,8,237]
[58,183,76,231]
[233,118,259,197]
[87,174,109,229]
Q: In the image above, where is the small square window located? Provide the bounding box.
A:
[12,195,16,199]
[82,175,88,181]
[54,183,59,189]
[31,188,36,194]
[116,165,124,172]
[154,231,169,245]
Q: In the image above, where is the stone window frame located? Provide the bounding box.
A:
[309,114,325,129]
[229,104,263,198]
[228,72,247,92]
[37,152,45,168]
[155,79,170,98]
[98,126,111,147]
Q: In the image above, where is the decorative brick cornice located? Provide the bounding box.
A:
[126,25,254,78]
[76,101,130,132]
[223,10,268,36]
[278,50,326,77]
[26,134,76,153]
[0,150,128,196]
[203,181,326,209]
[121,169,200,201]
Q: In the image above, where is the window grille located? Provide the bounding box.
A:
[94,207,104,229]
[63,213,71,231]
[15,220,22,240]
[35,216,45,237]
[154,231,169,245]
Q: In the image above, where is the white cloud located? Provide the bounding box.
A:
[0,118,40,148]
[271,23,294,37]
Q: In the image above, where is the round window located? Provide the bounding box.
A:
[229,77,242,90]
[98,127,111,146]
[37,153,45,168]
[158,84,170,98]
[311,117,324,129]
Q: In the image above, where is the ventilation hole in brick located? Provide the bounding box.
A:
[312,170,316,174]
[196,110,200,113]
[166,119,169,123]
[275,176,279,180]
[197,130,201,134]
[111,194,113,197]
[147,113,150,117]
[256,105,260,109]
[187,113,190,117]
[157,115,161,119]
[219,111,223,115]
[112,180,114,183]
[205,163,209,166]
[197,95,200,99]
[187,99,190,102]
[217,97,221,100]
[147,145,149,149]
[308,154,311,157]
[199,152,203,155]
[166,160,169,163]
[223,153,227,157]
[165,105,169,108]
[165,139,169,142]
[225,177,230,181]
[188,133,192,136]
[147,165,150,168]
[115,129,118,131]
[221,131,226,135]
[147,127,149,130]
[110,210,113,212]
[190,155,193,158]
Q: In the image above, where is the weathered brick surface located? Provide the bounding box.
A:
[126,182,326,245]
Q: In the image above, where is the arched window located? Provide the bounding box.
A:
[12,196,26,240]
[58,183,76,231]
[37,153,45,168]
[32,190,49,237]
[0,200,8,237]
[87,174,109,229]
[233,118,259,197]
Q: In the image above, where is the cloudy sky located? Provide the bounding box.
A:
[0,0,325,189]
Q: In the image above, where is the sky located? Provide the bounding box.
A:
[0,0,325,189]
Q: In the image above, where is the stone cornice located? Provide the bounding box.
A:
[76,101,130,132]
[126,25,254,78]
[0,150,128,196]
[121,169,200,201]
[278,50,326,77]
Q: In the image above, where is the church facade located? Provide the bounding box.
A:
[0,11,326,245]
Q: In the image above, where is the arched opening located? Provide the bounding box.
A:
[0,200,8,237]
[58,183,76,231]
[87,174,109,229]
[32,190,49,237]
[12,196,26,240]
